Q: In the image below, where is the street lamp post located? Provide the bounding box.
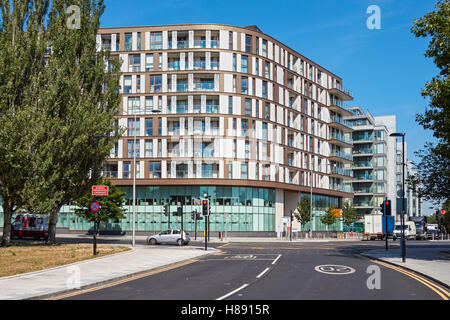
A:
[309,155,313,240]
[390,132,406,262]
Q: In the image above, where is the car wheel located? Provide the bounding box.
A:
[148,238,157,245]
[177,239,183,246]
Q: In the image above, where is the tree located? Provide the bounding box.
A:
[22,0,122,244]
[293,197,311,231]
[320,207,338,231]
[411,0,450,204]
[0,0,50,246]
[341,201,358,231]
[72,179,125,230]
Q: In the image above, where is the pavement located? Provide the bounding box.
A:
[361,242,450,288]
[0,244,218,300]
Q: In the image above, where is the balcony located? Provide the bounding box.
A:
[176,83,188,92]
[329,151,353,163]
[205,104,219,113]
[329,116,353,132]
[329,167,353,178]
[201,169,219,178]
[353,174,376,182]
[194,40,206,48]
[211,40,219,48]
[329,132,353,147]
[194,61,207,70]
[168,62,180,71]
[353,148,376,156]
[102,171,118,179]
[193,82,215,91]
[330,184,353,193]
[328,84,353,101]
[177,41,189,49]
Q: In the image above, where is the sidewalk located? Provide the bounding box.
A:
[0,245,217,300]
[361,244,450,287]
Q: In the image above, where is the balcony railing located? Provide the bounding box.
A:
[329,151,353,161]
[353,148,376,155]
[205,105,219,113]
[353,175,376,181]
[168,62,180,70]
[102,171,118,178]
[194,61,206,70]
[177,41,189,49]
[193,82,215,91]
[329,133,353,145]
[211,40,219,48]
[194,40,206,48]
[176,83,188,92]
[211,61,219,70]
[330,116,353,128]
[353,161,377,168]
[330,168,353,177]
[330,184,353,193]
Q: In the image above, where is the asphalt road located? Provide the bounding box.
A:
[62,240,448,300]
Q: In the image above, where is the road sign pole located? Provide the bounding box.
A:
[93,138,98,256]
[194,210,197,240]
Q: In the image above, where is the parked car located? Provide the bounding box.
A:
[393,221,416,241]
[147,229,190,246]
[11,214,49,240]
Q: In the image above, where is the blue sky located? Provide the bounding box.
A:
[100,0,440,213]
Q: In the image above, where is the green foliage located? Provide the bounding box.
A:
[320,206,337,228]
[72,180,125,224]
[341,200,358,228]
[293,197,311,230]
[411,0,450,204]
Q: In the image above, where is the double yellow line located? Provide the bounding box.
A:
[370,258,450,300]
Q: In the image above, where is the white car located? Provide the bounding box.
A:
[393,221,416,240]
[147,229,190,246]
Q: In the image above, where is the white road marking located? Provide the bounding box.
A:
[216,284,249,301]
[272,254,282,265]
[256,267,270,279]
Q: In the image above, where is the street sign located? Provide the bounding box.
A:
[90,202,100,212]
[92,186,109,196]
[193,198,202,206]
[282,217,290,224]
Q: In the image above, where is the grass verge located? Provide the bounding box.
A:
[0,242,131,278]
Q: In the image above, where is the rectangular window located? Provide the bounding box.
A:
[242,119,248,137]
[150,75,162,93]
[233,54,236,72]
[265,102,270,120]
[137,32,141,50]
[265,61,270,78]
[145,118,153,136]
[146,54,153,71]
[241,55,248,73]
[128,97,140,114]
[150,32,162,50]
[145,139,153,157]
[229,96,233,114]
[245,98,251,116]
[245,140,250,158]
[127,118,140,137]
[124,76,132,93]
[123,162,131,179]
[158,118,162,136]
[127,139,140,158]
[229,31,233,50]
[262,81,267,98]
[128,54,141,72]
[262,40,267,57]
[149,161,161,178]
[241,162,248,179]
[262,122,267,140]
[241,76,248,94]
[245,35,252,53]
[233,75,236,93]
[145,97,153,114]
[136,75,141,93]
[255,58,259,75]
[125,33,132,51]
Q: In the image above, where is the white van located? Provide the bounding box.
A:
[393,221,416,240]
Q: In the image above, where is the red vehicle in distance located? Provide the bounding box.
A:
[11,214,49,241]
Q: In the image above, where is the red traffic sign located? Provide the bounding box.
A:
[91,202,100,212]
[441,210,446,215]
[92,186,109,196]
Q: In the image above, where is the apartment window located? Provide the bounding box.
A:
[158,118,162,135]
[245,98,251,116]
[241,76,248,94]
[256,37,259,55]
[241,56,248,73]
[150,32,162,50]
[125,33,132,51]
[128,54,140,72]
[229,31,233,50]
[245,35,252,53]
[233,75,236,93]
[145,118,153,136]
[233,54,236,72]
[115,33,120,51]
[229,96,233,114]
[265,102,270,120]
[241,162,248,179]
[128,97,140,114]
[145,140,153,157]
[262,81,267,99]
[255,100,259,118]
[252,77,256,96]
[127,118,140,137]
[264,164,270,181]
[245,140,250,158]
[232,139,236,157]
[146,54,153,71]
[158,53,162,69]
[136,75,141,93]
[262,122,267,140]
[149,161,161,178]
[123,162,131,179]
[242,119,248,137]
[262,39,267,57]
[145,97,153,114]
[255,58,259,75]
[150,75,162,93]
[137,32,141,50]
[124,76,132,93]
[228,163,232,179]
[128,139,140,158]
[264,61,270,78]
[262,143,267,161]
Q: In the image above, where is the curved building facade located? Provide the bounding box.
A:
[51,24,355,235]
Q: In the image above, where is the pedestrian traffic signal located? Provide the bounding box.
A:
[174,206,183,217]
[202,199,209,216]
[196,213,203,220]
[163,204,169,216]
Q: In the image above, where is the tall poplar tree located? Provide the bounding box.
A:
[0,0,50,246]
[24,0,122,244]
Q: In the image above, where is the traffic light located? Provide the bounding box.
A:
[290,210,294,221]
[384,200,391,216]
[175,206,183,217]
[202,199,209,216]
[196,213,203,220]
[163,204,169,216]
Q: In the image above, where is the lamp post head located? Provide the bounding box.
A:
[390,132,405,137]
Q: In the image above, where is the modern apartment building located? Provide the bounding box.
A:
[345,107,397,219]
[0,24,355,235]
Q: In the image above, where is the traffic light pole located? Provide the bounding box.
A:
[205,215,208,251]
[290,210,293,242]
[384,198,388,251]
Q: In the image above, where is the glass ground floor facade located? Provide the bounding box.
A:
[0,187,350,233]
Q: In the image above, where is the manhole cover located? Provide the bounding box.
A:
[314,265,356,275]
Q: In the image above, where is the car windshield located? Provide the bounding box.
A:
[395,225,407,230]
